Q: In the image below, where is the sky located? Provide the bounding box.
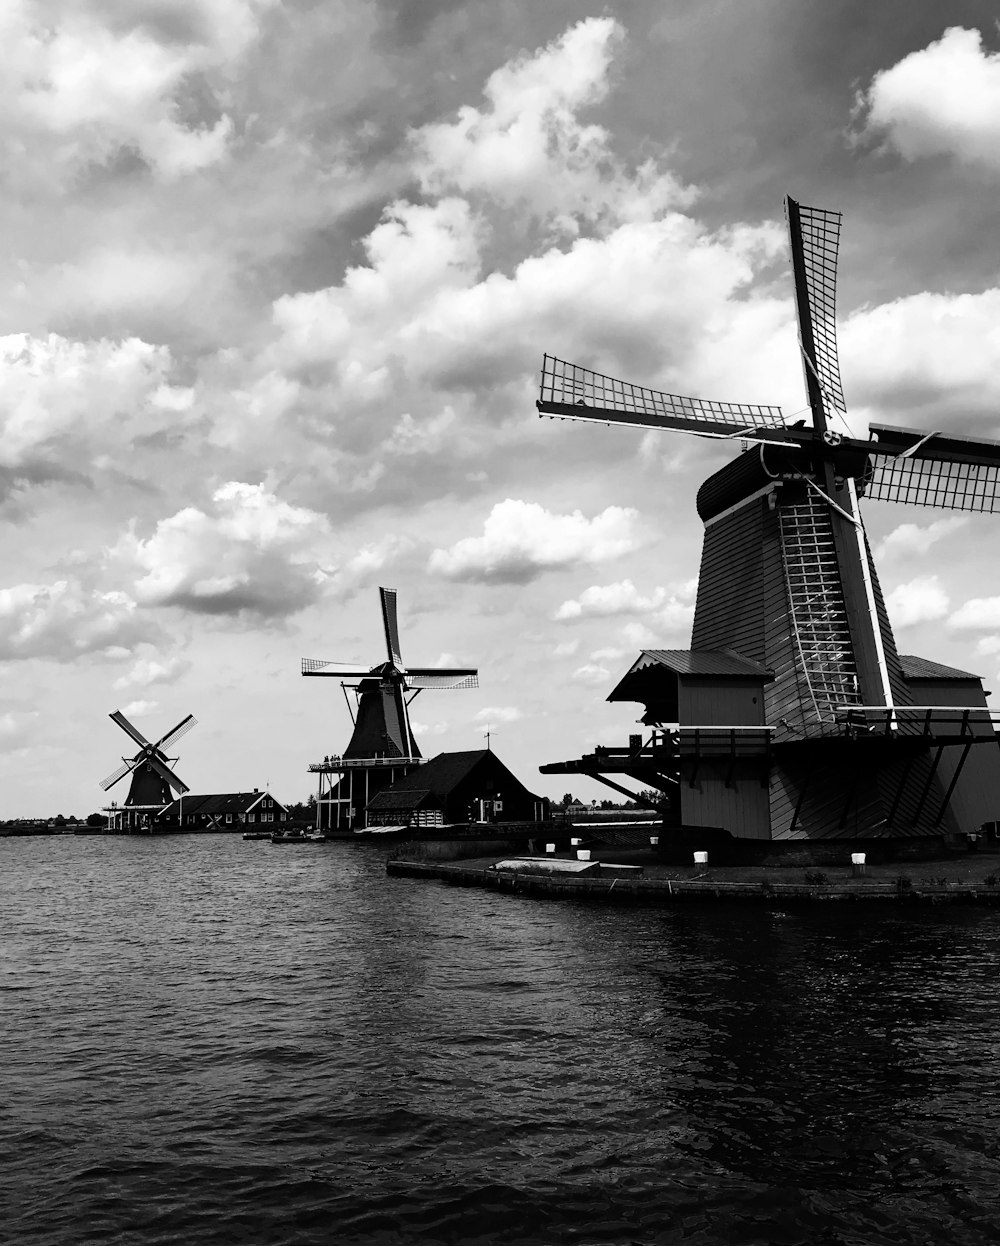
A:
[4,0,1000,816]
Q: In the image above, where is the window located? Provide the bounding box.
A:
[265,798,272,808]
[263,812,273,822]
[225,813,233,824]
[494,800,503,813]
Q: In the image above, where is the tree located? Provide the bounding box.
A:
[86,813,105,827]
[560,792,577,807]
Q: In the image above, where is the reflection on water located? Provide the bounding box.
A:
[4,836,1000,1244]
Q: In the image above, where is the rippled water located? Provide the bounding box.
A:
[4,835,1000,1244]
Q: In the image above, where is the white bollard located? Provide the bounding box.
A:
[545,843,556,854]
[693,850,708,868]
[570,837,582,846]
[851,851,866,877]
[577,849,591,861]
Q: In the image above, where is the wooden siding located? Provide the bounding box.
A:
[904,678,1000,832]
[678,679,764,727]
[691,502,766,663]
[680,759,770,839]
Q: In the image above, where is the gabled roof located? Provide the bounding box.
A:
[158,791,286,818]
[379,750,488,795]
[636,649,773,678]
[900,655,982,682]
[367,788,436,812]
[608,648,773,709]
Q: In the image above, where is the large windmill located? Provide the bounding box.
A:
[539,197,1000,847]
[100,709,197,833]
[303,587,478,830]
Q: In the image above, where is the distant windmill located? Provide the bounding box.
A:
[100,710,197,832]
[538,196,1000,844]
[303,587,478,829]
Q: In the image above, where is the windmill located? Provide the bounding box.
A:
[100,709,197,833]
[303,587,478,830]
[538,196,1000,847]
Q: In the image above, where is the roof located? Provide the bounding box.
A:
[378,750,489,796]
[636,649,773,678]
[158,791,286,818]
[899,655,983,682]
[366,788,435,812]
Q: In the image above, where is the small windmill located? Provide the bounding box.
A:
[303,587,478,829]
[538,196,1000,844]
[100,710,197,832]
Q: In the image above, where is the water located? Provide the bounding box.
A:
[4,836,1000,1245]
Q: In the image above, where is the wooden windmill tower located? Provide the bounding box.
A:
[539,197,1000,847]
[303,587,478,830]
[100,709,197,833]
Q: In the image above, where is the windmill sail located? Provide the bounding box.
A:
[538,355,786,436]
[787,197,847,426]
[380,587,403,668]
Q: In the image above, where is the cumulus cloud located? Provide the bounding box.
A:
[857,27,1000,170]
[573,662,611,685]
[414,16,690,231]
[876,516,968,559]
[121,482,335,619]
[0,579,151,661]
[428,498,639,584]
[885,575,950,628]
[0,333,178,476]
[554,578,696,625]
[0,0,271,184]
[950,596,1000,631]
[842,290,1000,429]
[473,705,522,724]
[120,699,160,719]
[112,654,192,691]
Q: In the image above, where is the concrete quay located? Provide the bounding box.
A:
[387,848,1000,906]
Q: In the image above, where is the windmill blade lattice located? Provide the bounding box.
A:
[100,758,137,791]
[787,198,847,420]
[302,659,376,678]
[539,355,786,435]
[380,588,403,668]
[406,670,480,690]
[157,713,198,753]
[865,453,1000,513]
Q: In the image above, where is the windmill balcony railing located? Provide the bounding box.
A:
[835,706,1000,740]
[308,755,426,772]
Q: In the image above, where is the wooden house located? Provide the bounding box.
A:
[365,749,548,829]
[157,790,290,831]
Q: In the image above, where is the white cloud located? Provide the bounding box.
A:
[876,516,968,559]
[0,333,176,475]
[885,575,950,628]
[857,27,1000,170]
[573,662,611,686]
[0,1,271,184]
[122,482,335,619]
[120,699,160,719]
[112,654,191,691]
[842,289,1000,428]
[556,579,667,620]
[414,17,690,231]
[950,596,1000,631]
[409,719,448,736]
[553,639,579,657]
[0,579,151,660]
[428,498,639,584]
[473,706,522,724]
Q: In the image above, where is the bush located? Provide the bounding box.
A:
[804,870,828,886]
